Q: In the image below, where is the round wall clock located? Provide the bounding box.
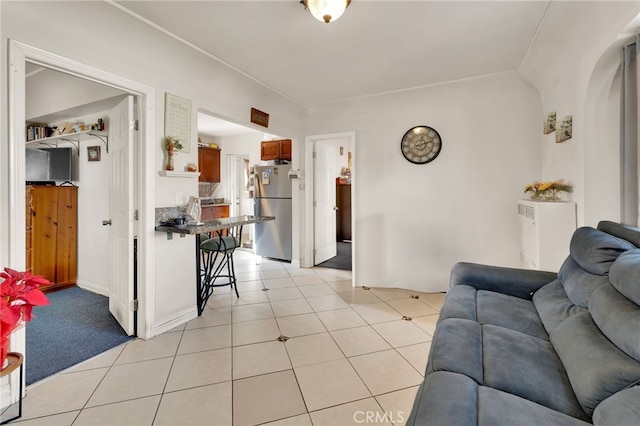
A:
[400,126,442,164]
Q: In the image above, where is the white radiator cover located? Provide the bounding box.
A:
[517,200,577,272]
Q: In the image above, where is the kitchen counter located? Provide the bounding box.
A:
[156,215,274,239]
[155,214,275,315]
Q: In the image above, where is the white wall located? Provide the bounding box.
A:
[1,1,304,335]
[519,1,640,227]
[304,73,542,292]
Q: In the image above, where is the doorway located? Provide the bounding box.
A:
[23,63,136,332]
[304,132,356,277]
[8,41,156,347]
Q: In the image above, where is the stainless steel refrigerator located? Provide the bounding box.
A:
[254,164,292,261]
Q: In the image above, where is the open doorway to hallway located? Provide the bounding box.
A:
[197,111,292,257]
[309,134,355,272]
[6,41,156,391]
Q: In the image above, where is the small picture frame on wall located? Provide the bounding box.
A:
[87,145,101,162]
[556,115,572,143]
[543,111,556,134]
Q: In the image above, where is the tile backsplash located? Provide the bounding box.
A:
[199,182,219,197]
[155,206,187,225]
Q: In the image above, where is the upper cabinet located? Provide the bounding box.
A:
[260,139,291,161]
[198,146,221,183]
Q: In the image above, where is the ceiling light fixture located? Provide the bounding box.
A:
[301,0,351,24]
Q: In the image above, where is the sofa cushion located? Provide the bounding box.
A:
[533,280,587,333]
[407,371,591,426]
[427,318,483,384]
[589,283,640,361]
[477,290,548,340]
[551,312,640,416]
[482,325,587,420]
[441,285,548,340]
[609,249,640,305]
[558,257,610,308]
[406,372,478,426]
[569,227,636,276]
[478,386,592,426]
[592,386,640,426]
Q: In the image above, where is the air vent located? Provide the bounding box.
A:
[517,203,535,220]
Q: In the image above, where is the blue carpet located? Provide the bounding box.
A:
[316,242,352,270]
[26,286,134,385]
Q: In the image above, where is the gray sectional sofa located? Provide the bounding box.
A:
[407,221,640,425]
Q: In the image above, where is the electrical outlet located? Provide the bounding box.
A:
[299,183,305,190]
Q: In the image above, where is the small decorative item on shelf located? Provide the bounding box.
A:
[164,136,183,171]
[1,268,50,369]
[524,179,573,201]
[186,162,198,172]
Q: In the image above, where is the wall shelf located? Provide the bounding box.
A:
[158,171,201,178]
[26,130,109,155]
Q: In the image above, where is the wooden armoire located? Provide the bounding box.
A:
[26,185,78,291]
[336,184,352,242]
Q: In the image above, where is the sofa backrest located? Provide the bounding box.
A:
[597,220,640,247]
[557,226,636,308]
[594,250,640,361]
[550,224,640,417]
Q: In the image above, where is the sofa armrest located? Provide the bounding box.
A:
[450,262,557,299]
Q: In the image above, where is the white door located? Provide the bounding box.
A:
[108,95,135,335]
[314,142,337,264]
[226,154,245,217]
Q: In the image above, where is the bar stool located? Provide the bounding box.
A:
[199,225,243,302]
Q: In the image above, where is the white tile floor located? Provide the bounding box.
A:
[13,250,444,426]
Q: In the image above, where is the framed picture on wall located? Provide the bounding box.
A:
[556,115,572,143]
[543,111,556,134]
[164,92,192,153]
[87,146,101,162]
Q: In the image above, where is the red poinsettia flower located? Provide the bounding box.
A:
[1,268,50,366]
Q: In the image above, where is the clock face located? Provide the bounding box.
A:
[400,126,442,164]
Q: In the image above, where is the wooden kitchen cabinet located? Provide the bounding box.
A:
[201,204,230,221]
[198,146,221,182]
[280,139,292,160]
[27,185,78,291]
[260,139,291,161]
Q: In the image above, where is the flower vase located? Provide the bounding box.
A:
[165,151,174,171]
[545,189,561,201]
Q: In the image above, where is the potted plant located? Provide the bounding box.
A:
[524,179,573,201]
[0,268,49,369]
[164,136,183,171]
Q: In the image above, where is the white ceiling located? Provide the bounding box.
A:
[24,1,555,137]
[114,0,551,107]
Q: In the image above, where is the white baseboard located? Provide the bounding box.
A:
[76,279,109,296]
[153,307,198,336]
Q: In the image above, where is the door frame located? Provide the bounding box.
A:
[303,131,356,281]
[8,40,155,340]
